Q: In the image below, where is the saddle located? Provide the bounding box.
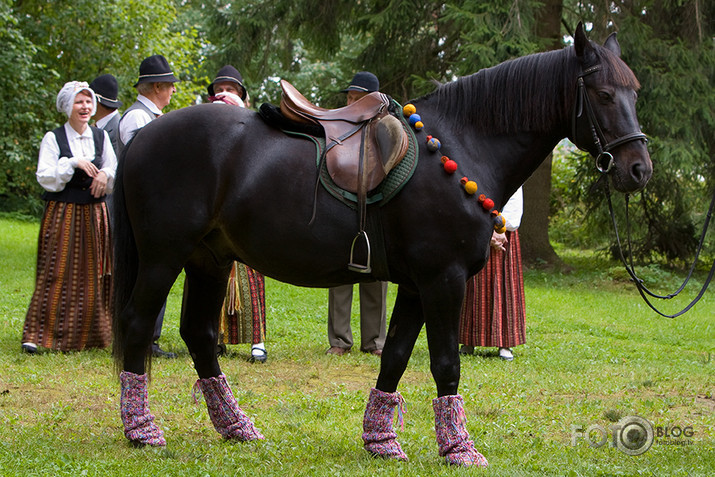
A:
[280,79,410,274]
[280,79,408,194]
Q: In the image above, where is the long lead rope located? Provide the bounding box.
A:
[604,182,715,318]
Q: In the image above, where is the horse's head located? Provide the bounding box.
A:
[570,22,652,193]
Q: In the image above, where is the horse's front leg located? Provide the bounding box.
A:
[423,277,488,468]
[363,285,424,461]
[181,260,263,442]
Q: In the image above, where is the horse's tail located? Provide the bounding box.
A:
[111,140,138,375]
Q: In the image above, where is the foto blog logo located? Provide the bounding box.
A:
[571,416,695,456]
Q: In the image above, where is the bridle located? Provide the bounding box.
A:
[573,65,714,318]
[571,65,648,173]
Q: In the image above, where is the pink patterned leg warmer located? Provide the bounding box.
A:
[362,387,408,461]
[433,395,488,467]
[120,371,166,447]
[194,374,264,441]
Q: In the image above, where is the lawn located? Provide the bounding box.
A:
[0,217,712,476]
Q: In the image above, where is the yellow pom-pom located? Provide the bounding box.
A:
[414,121,424,130]
[464,181,478,195]
[495,225,507,234]
[403,103,416,117]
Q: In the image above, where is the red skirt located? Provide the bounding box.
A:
[459,230,526,348]
[219,262,266,345]
[22,200,112,351]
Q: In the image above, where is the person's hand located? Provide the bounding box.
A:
[75,158,99,178]
[90,171,108,198]
[490,231,507,252]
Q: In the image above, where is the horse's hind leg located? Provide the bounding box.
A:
[119,265,180,447]
[363,285,424,461]
[181,258,263,441]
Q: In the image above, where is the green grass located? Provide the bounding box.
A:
[0,217,712,476]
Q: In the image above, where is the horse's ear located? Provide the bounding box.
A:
[603,32,621,57]
[573,22,591,59]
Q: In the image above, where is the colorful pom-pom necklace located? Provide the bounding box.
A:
[402,103,506,234]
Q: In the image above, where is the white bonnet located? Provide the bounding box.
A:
[56,81,97,118]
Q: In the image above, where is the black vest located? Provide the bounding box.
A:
[42,126,105,204]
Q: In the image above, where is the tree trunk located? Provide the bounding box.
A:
[520,154,562,266]
[520,0,563,267]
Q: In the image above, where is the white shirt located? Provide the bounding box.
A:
[119,94,163,145]
[501,187,524,231]
[95,109,119,129]
[36,123,117,193]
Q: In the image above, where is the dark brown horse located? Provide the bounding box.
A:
[112,23,650,466]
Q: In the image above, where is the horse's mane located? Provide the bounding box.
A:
[428,42,640,135]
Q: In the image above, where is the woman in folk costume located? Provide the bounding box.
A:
[208,65,268,363]
[459,187,526,361]
[22,81,117,353]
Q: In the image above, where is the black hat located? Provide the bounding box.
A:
[133,55,179,87]
[341,71,379,93]
[89,74,122,109]
[208,65,247,100]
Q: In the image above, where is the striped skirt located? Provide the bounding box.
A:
[459,230,526,348]
[219,261,266,345]
[22,200,112,351]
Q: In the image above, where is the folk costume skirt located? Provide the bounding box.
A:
[459,230,526,348]
[22,200,112,351]
[219,261,266,345]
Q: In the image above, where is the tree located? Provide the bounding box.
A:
[518,0,564,267]
[1,0,205,215]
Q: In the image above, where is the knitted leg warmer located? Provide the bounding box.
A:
[362,387,408,461]
[120,371,166,447]
[433,395,488,467]
[194,374,264,441]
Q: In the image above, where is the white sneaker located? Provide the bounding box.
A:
[498,347,514,361]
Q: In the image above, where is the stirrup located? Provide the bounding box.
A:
[348,230,372,273]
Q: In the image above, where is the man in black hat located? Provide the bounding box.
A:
[326,71,388,357]
[90,74,122,154]
[118,54,179,358]
[207,65,248,107]
[118,54,179,152]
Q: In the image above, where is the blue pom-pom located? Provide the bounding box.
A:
[408,113,422,126]
[426,137,441,152]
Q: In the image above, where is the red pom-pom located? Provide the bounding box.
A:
[443,160,458,174]
[482,198,494,210]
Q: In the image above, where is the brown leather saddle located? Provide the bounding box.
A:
[280,79,408,194]
[280,79,409,273]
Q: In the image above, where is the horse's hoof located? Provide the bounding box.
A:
[444,451,488,467]
[367,449,408,462]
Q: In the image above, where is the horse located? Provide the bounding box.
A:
[112,23,651,466]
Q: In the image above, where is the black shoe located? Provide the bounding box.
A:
[152,344,177,359]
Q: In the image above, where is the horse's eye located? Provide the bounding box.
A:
[598,91,612,102]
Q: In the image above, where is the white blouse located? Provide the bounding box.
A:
[501,187,524,231]
[36,122,117,193]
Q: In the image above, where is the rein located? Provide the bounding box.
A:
[576,65,714,317]
[603,183,715,318]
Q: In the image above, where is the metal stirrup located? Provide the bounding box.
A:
[348,230,372,273]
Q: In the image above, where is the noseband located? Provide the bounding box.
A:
[572,65,648,173]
